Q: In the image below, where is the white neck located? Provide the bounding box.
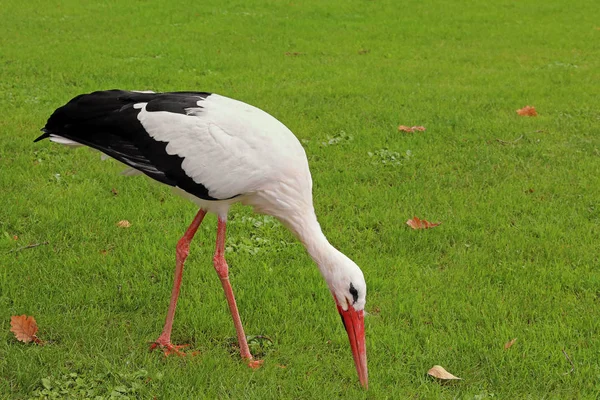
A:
[263,199,366,311]
[278,209,344,284]
[247,187,364,309]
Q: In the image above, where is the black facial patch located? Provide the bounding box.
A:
[349,283,359,305]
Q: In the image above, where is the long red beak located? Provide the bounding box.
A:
[338,304,368,389]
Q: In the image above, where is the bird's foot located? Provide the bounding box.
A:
[150,339,189,357]
[247,359,264,369]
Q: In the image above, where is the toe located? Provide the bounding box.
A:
[248,359,264,369]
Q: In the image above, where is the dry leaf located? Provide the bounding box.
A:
[504,338,517,349]
[427,365,461,380]
[111,188,118,196]
[516,105,537,116]
[10,315,43,344]
[117,220,131,228]
[406,216,441,230]
[398,125,427,133]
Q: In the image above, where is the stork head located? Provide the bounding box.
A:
[323,251,368,389]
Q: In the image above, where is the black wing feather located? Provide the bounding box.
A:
[36,89,221,200]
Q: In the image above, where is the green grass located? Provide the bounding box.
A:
[1,0,599,398]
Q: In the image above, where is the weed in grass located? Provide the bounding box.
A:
[225,236,272,256]
[320,131,353,147]
[368,148,412,165]
[29,370,157,399]
[229,214,278,229]
[225,335,275,360]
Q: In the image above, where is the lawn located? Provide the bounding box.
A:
[1,0,599,398]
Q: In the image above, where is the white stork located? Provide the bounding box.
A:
[36,90,368,388]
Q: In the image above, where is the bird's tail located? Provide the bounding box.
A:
[34,128,50,143]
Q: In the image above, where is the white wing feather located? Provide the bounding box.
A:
[49,134,83,147]
[136,94,311,202]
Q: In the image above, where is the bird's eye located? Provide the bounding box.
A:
[349,283,359,305]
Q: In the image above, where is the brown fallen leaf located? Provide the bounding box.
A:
[117,220,131,228]
[427,365,461,381]
[398,125,427,133]
[516,105,537,116]
[111,188,118,196]
[10,315,43,345]
[406,216,441,230]
[504,338,517,349]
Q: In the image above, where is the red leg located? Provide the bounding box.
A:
[151,208,207,356]
[214,217,263,369]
